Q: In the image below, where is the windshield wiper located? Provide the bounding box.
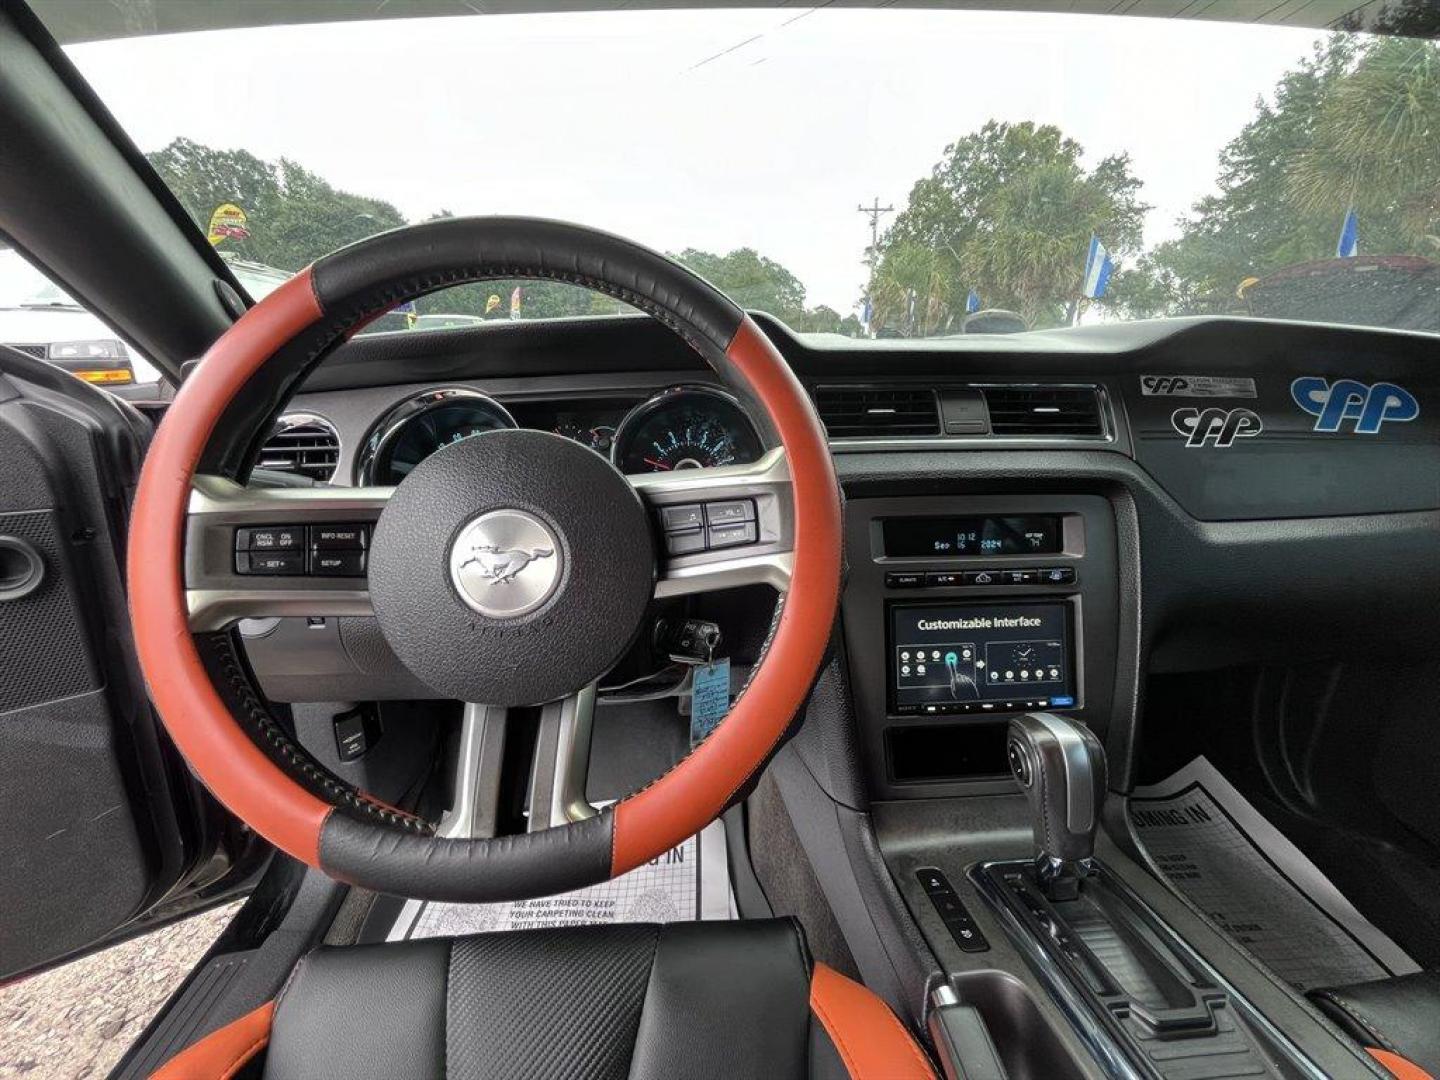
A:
[17,300,84,310]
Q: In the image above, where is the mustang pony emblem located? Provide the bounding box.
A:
[459,543,555,584]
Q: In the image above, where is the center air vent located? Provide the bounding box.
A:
[257,414,339,481]
[813,386,940,438]
[983,386,1103,437]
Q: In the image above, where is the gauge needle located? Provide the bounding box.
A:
[644,458,672,470]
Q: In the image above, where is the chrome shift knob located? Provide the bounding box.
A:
[1007,713,1107,899]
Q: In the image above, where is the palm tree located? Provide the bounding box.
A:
[1289,37,1440,251]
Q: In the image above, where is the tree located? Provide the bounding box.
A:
[672,248,807,322]
[1290,36,1440,248]
[673,248,862,335]
[1145,35,1440,315]
[147,138,406,272]
[868,122,1148,331]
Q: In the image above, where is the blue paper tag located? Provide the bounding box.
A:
[689,658,731,747]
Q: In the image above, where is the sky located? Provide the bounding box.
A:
[64,9,1324,315]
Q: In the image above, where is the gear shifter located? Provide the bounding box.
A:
[1007,713,1107,899]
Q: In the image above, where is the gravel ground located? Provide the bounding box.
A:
[0,903,242,1080]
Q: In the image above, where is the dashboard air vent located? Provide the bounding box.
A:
[813,386,940,438]
[983,386,1103,437]
[257,414,339,482]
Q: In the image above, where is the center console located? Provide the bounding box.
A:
[841,494,1120,799]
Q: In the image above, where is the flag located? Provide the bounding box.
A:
[509,285,522,319]
[394,299,418,329]
[966,289,981,314]
[1336,208,1358,258]
[1082,236,1114,300]
[861,296,872,330]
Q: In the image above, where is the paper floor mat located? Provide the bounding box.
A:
[1129,756,1418,992]
[387,816,734,941]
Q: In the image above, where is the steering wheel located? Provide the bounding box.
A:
[128,218,842,901]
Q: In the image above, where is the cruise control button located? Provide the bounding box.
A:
[660,504,704,531]
[665,529,706,555]
[236,526,304,551]
[311,524,369,550]
[707,521,758,549]
[885,571,925,589]
[312,550,367,577]
[236,550,305,575]
[705,499,756,526]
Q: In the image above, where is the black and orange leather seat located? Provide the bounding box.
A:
[153,920,935,1079]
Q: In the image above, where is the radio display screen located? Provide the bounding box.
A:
[890,602,1074,715]
[881,515,1060,558]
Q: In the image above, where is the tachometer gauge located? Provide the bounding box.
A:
[356,388,516,485]
[612,386,764,475]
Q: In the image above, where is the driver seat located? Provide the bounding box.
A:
[152,920,937,1079]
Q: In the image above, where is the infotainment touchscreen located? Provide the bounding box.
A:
[890,602,1074,715]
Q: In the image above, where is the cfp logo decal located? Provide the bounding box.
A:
[1291,377,1419,434]
[1170,407,1262,448]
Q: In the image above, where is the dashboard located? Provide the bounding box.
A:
[352,383,764,485]
[248,312,1440,799]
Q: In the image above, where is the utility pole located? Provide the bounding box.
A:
[857,198,893,338]
[857,197,893,254]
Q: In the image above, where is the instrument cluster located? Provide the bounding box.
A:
[355,385,764,485]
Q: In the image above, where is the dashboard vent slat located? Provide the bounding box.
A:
[257,416,339,482]
[813,387,940,438]
[983,386,1103,437]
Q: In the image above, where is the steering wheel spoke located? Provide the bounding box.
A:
[631,447,794,599]
[184,475,392,630]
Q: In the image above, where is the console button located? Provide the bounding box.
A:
[926,571,964,588]
[704,500,756,526]
[708,521,758,549]
[311,524,369,550]
[1041,566,1076,585]
[914,869,989,953]
[917,868,951,894]
[886,571,925,589]
[1002,569,1039,585]
[666,529,707,555]
[661,504,704,531]
[312,550,367,577]
[236,550,305,575]
[965,569,1003,587]
[236,526,304,551]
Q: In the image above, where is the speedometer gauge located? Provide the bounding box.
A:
[356,388,516,485]
[612,386,764,475]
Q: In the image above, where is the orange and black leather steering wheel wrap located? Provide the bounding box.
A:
[128,217,842,900]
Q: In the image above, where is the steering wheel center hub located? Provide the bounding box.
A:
[367,428,655,705]
[449,509,562,618]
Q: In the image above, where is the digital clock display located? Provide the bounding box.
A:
[881,515,1061,558]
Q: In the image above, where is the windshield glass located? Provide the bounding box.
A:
[54,8,1440,339]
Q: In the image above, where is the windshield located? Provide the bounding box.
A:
[51,8,1440,339]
